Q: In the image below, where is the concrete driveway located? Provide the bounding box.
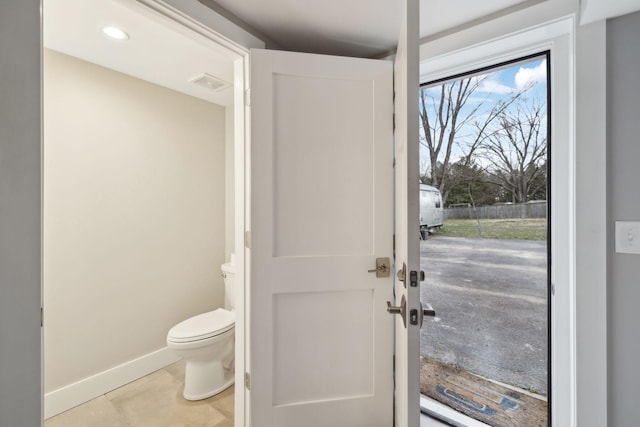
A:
[419,235,548,395]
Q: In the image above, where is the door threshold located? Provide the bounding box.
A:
[420,395,491,427]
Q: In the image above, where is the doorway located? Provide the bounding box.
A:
[41,0,248,421]
[418,54,550,426]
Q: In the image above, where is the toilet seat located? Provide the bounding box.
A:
[167,309,235,343]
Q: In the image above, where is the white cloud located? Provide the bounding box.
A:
[515,60,547,90]
[477,79,513,94]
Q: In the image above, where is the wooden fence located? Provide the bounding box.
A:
[444,201,547,220]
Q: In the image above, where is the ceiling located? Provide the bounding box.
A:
[208,0,530,57]
[44,0,532,106]
[44,0,237,106]
[47,0,640,107]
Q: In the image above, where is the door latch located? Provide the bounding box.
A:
[396,262,407,287]
[410,270,418,287]
[368,257,391,278]
[409,303,436,326]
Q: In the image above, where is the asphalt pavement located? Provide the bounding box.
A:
[420,235,548,395]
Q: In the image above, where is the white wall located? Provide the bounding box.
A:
[575,19,608,427]
[225,106,235,261]
[43,49,226,393]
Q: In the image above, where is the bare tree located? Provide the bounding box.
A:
[481,98,547,203]
[419,77,529,203]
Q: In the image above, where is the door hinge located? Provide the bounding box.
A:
[551,283,555,296]
[245,372,251,390]
[244,88,251,107]
[245,231,251,249]
[41,307,43,327]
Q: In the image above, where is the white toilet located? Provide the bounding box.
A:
[167,258,236,400]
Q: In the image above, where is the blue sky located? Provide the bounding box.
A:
[419,57,548,173]
[480,58,547,98]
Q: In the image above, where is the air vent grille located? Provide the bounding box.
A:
[189,73,231,92]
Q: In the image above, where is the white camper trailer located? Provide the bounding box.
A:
[420,184,443,238]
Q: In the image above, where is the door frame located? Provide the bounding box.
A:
[418,16,577,426]
[233,52,250,427]
[39,0,253,424]
[3,1,606,425]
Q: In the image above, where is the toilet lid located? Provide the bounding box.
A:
[167,309,235,343]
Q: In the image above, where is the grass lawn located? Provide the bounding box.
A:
[437,218,547,240]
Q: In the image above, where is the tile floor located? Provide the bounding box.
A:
[45,361,233,427]
[45,361,447,427]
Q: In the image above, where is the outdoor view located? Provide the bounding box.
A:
[418,55,549,427]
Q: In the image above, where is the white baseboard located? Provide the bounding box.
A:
[44,347,180,419]
[421,394,490,427]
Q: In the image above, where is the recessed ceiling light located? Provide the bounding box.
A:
[102,26,129,41]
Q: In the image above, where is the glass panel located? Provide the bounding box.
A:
[419,55,549,427]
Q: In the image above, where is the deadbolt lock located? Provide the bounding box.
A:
[368,257,391,278]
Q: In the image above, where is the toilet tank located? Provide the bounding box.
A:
[221,260,236,310]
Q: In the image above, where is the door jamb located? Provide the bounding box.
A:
[101,4,254,426]
[233,52,250,427]
[126,4,254,425]
[40,0,252,425]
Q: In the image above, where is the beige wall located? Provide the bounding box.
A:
[43,49,226,392]
[224,107,235,262]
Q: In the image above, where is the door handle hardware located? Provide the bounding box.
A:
[368,257,391,278]
[419,302,436,328]
[386,295,407,328]
[397,262,407,287]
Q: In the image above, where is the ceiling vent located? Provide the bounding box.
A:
[189,73,231,92]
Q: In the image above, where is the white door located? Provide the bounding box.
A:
[248,49,395,427]
[247,2,419,426]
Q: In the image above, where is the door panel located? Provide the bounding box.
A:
[271,74,375,257]
[249,49,394,427]
[393,0,421,426]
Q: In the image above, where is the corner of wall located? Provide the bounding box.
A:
[605,11,640,426]
[575,17,608,427]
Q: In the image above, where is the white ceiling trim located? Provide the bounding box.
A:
[150,0,263,52]
[580,0,640,24]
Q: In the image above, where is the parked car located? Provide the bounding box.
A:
[420,184,443,239]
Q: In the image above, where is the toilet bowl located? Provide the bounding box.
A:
[167,259,236,400]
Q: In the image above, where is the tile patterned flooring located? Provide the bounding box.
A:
[45,360,448,427]
[45,361,233,427]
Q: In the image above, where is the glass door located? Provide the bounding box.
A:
[419,54,550,427]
